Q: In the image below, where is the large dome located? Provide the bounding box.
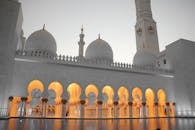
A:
[85,38,113,62]
[25,29,57,55]
[133,51,157,66]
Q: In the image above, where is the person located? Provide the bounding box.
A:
[164,108,167,116]
[65,107,69,117]
[66,111,69,117]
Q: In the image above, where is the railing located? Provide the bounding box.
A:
[0,108,8,117]
[176,110,195,117]
[15,50,174,75]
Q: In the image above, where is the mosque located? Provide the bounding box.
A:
[0,0,195,118]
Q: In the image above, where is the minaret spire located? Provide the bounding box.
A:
[21,30,26,52]
[78,25,85,58]
[43,24,46,30]
[98,34,101,39]
[135,0,159,54]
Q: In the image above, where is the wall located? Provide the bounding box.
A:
[162,39,195,112]
[11,56,175,104]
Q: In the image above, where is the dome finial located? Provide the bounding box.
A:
[81,25,84,34]
[43,24,46,30]
[98,34,101,39]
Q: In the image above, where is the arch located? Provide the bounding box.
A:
[102,85,114,106]
[67,83,82,117]
[157,89,166,104]
[84,84,99,118]
[48,81,63,98]
[145,88,155,105]
[67,83,82,104]
[118,86,129,118]
[118,86,129,104]
[132,87,143,118]
[132,87,143,101]
[48,81,64,118]
[157,89,166,117]
[145,88,155,117]
[27,80,44,96]
[26,80,44,116]
[85,84,98,98]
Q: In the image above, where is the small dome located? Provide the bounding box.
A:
[25,29,57,56]
[133,51,157,66]
[85,38,113,62]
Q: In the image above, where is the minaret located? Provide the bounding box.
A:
[21,30,26,52]
[135,0,159,54]
[0,0,22,106]
[78,26,85,58]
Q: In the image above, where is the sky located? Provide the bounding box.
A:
[19,0,195,63]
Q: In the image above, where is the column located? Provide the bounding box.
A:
[128,102,132,118]
[114,101,118,118]
[166,102,169,117]
[80,100,86,118]
[155,102,158,117]
[7,96,13,116]
[20,97,27,117]
[55,97,62,118]
[25,96,32,117]
[41,98,48,117]
[142,102,146,118]
[10,97,21,117]
[61,99,67,118]
[97,100,102,118]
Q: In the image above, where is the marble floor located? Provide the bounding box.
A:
[0,118,195,130]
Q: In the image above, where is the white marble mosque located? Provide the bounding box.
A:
[0,0,195,118]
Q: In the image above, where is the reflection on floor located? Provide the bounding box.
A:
[0,118,194,130]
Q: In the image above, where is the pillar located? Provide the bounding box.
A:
[41,98,48,117]
[142,102,146,118]
[97,100,102,118]
[25,96,31,117]
[155,102,158,117]
[114,101,118,118]
[54,97,62,118]
[10,97,21,117]
[128,102,132,118]
[20,97,28,117]
[61,99,67,118]
[7,96,13,116]
[80,100,86,118]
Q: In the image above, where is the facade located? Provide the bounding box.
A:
[0,0,195,118]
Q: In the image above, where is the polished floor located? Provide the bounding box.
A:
[0,118,195,130]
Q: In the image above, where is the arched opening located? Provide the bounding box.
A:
[102,86,114,106]
[28,80,44,95]
[85,84,99,118]
[117,86,129,118]
[85,84,98,105]
[132,87,143,118]
[157,89,166,117]
[27,80,44,116]
[102,85,114,118]
[67,83,82,117]
[145,88,155,117]
[118,86,129,104]
[48,81,63,118]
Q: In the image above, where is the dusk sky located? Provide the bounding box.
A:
[19,0,195,63]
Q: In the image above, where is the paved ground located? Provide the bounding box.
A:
[0,118,195,130]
